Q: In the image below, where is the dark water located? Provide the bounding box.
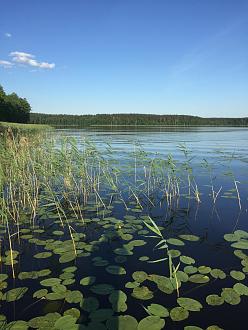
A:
[1,127,248,330]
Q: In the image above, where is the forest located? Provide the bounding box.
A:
[0,85,31,123]
[30,112,248,127]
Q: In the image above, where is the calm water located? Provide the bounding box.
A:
[2,126,248,330]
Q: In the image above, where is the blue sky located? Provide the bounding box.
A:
[0,0,248,117]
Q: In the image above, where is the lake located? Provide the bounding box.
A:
[1,126,248,330]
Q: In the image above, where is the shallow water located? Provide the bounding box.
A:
[1,126,248,330]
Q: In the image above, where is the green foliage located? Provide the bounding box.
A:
[0,85,31,123]
[30,112,248,127]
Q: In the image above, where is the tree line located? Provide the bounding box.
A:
[0,85,31,123]
[30,112,248,127]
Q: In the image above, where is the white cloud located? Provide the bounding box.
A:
[10,51,55,69]
[4,32,12,38]
[0,60,13,68]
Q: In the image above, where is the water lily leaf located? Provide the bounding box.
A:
[129,240,146,247]
[5,320,28,329]
[52,284,67,293]
[231,240,248,249]
[184,327,203,330]
[63,308,80,320]
[176,271,189,283]
[206,326,224,330]
[62,279,75,286]
[221,288,241,305]
[34,252,52,259]
[233,283,248,296]
[132,286,153,300]
[230,270,245,281]
[33,289,48,299]
[40,278,61,287]
[147,304,169,317]
[65,290,83,304]
[114,248,133,256]
[206,295,224,306]
[189,274,210,284]
[198,266,211,274]
[107,315,138,330]
[170,307,189,321]
[149,275,176,294]
[106,265,126,275]
[3,287,28,302]
[179,234,200,242]
[93,258,109,266]
[177,297,202,311]
[184,266,198,274]
[90,284,114,295]
[223,233,239,242]
[80,276,96,286]
[132,271,148,283]
[80,297,99,312]
[125,281,140,288]
[139,256,149,261]
[59,252,76,263]
[234,230,248,239]
[63,266,77,273]
[54,315,77,329]
[169,250,181,258]
[53,230,64,236]
[109,290,127,304]
[28,313,61,328]
[180,256,195,265]
[210,269,226,279]
[167,238,185,246]
[46,292,66,300]
[38,269,52,277]
[0,274,8,282]
[115,256,127,263]
[138,316,165,330]
[89,309,113,322]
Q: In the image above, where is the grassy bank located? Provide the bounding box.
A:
[0,121,51,134]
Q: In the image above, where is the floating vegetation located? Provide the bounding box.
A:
[0,131,248,329]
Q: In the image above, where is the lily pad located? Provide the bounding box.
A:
[180,256,195,265]
[34,252,52,259]
[189,274,210,284]
[170,307,189,321]
[40,278,61,287]
[210,269,226,280]
[80,297,99,312]
[106,315,138,330]
[138,316,165,330]
[231,240,248,250]
[147,304,169,317]
[233,283,248,296]
[132,286,153,300]
[206,295,224,306]
[90,284,114,295]
[33,289,48,299]
[59,252,76,263]
[167,238,185,246]
[230,270,245,281]
[221,288,241,305]
[80,276,96,286]
[179,234,200,242]
[65,290,83,304]
[89,309,113,322]
[3,287,28,302]
[54,315,77,329]
[106,265,126,275]
[132,271,148,283]
[177,297,202,311]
